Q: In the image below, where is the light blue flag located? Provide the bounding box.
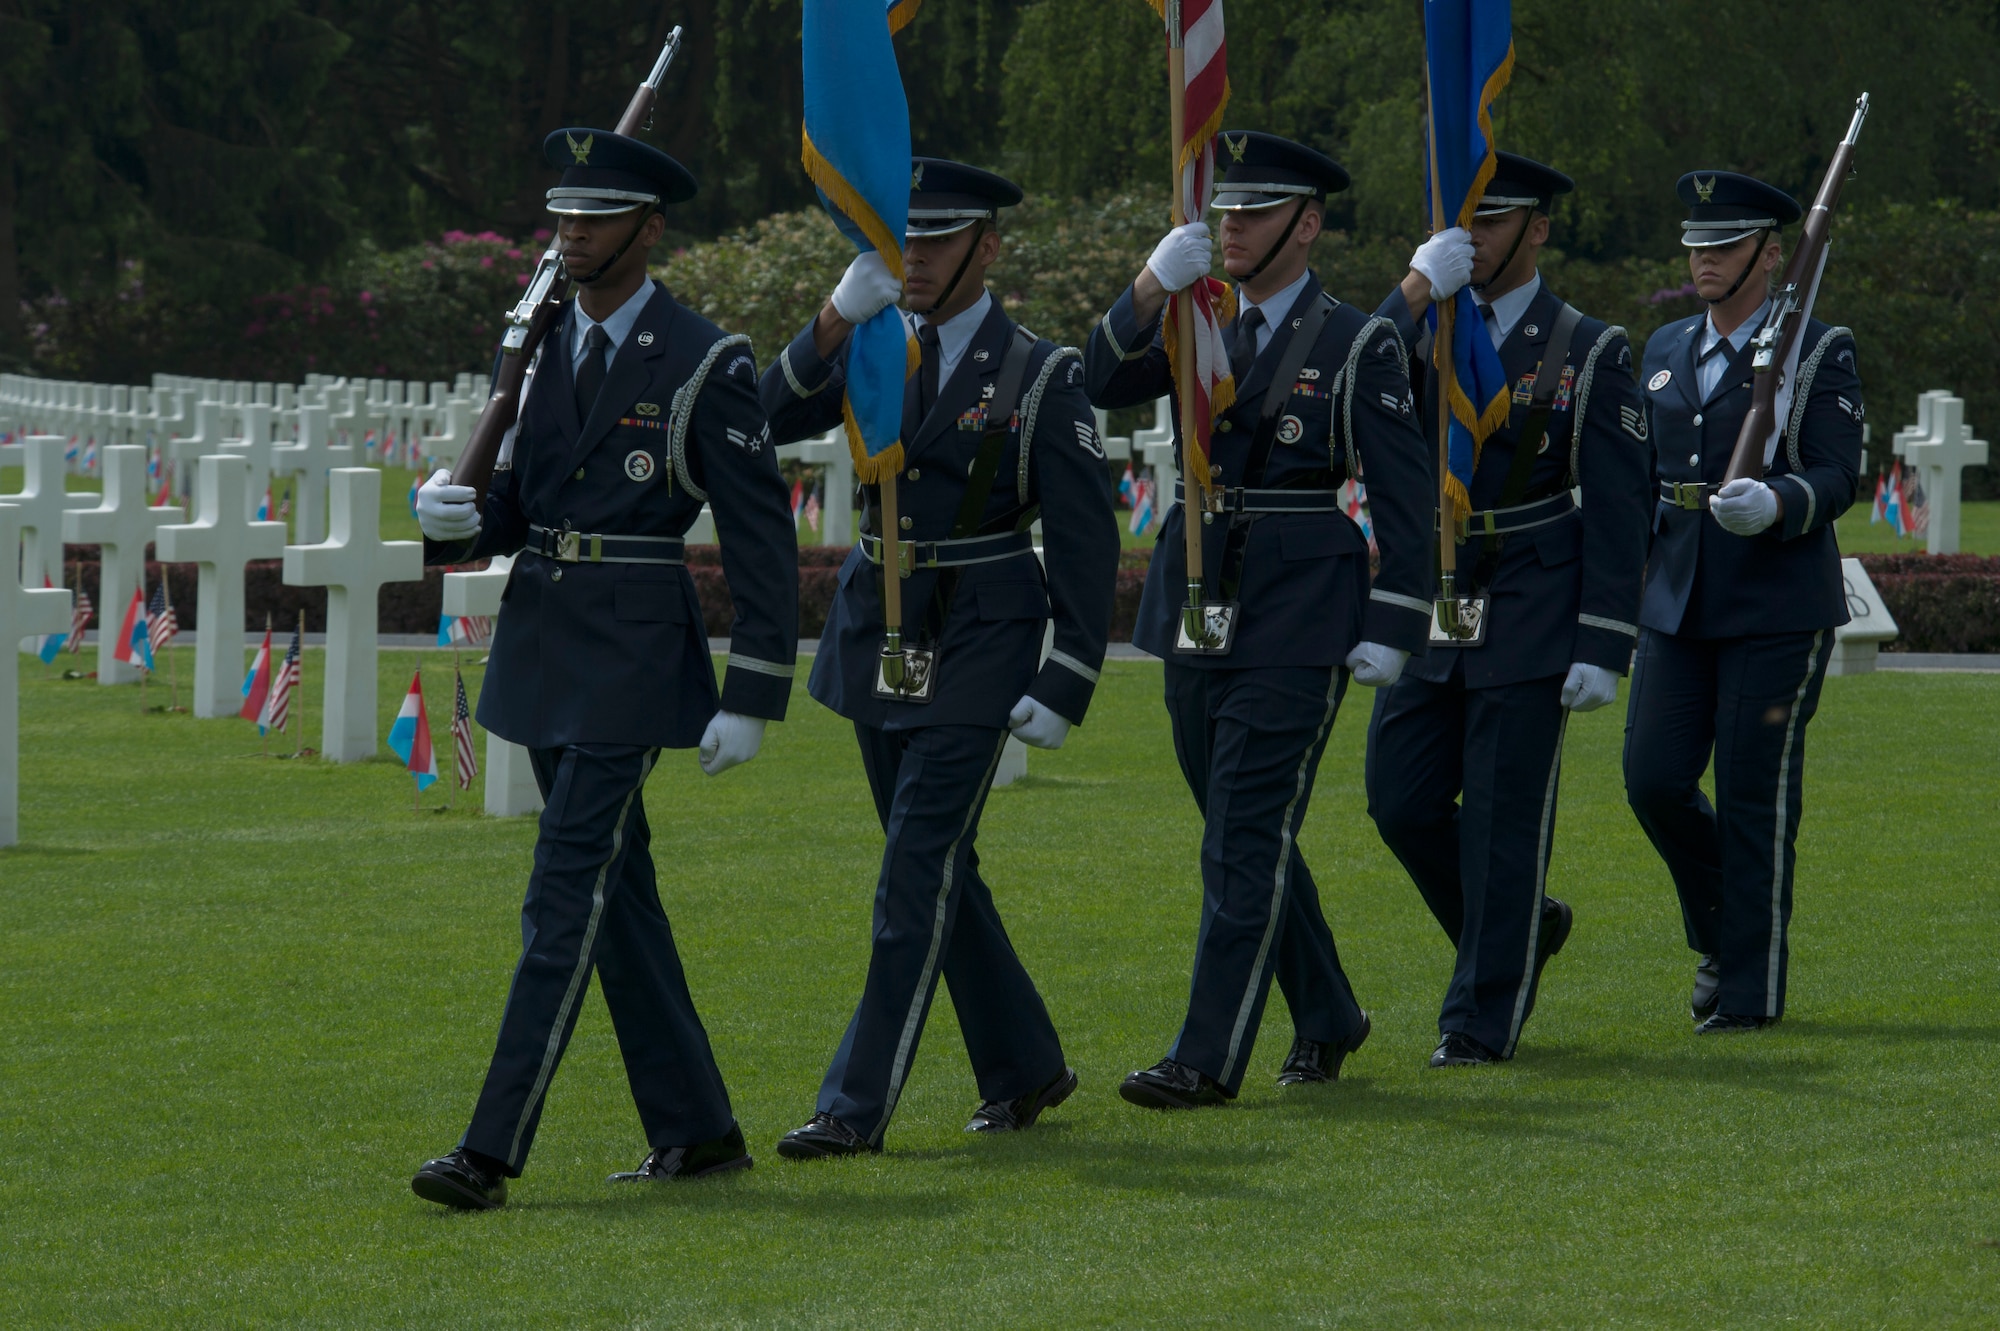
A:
[802,0,920,481]
[1424,0,1515,524]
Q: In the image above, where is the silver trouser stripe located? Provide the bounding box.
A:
[509,748,658,1167]
[1578,613,1639,638]
[1370,588,1433,615]
[727,653,794,679]
[874,732,1009,1145]
[1047,649,1100,684]
[1219,668,1342,1085]
[779,345,823,399]
[1784,473,1817,532]
[1768,630,1824,1017]
[1503,709,1570,1057]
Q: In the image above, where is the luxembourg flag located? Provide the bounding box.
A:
[241,626,273,723]
[1119,462,1136,507]
[36,575,66,662]
[111,585,153,671]
[1884,462,1908,537]
[387,668,439,791]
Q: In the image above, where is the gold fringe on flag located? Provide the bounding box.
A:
[887,0,924,34]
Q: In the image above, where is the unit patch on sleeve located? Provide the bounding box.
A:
[1618,404,1649,442]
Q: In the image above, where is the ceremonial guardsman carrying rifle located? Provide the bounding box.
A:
[407,39,800,1208]
[1625,97,1869,1034]
[1086,133,1437,1109]
[760,159,1117,1158]
[1365,153,1651,1067]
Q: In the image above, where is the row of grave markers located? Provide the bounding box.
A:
[7,369,1979,847]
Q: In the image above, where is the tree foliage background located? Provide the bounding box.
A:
[13,0,2000,482]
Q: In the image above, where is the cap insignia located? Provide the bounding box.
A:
[567,132,594,165]
[911,162,925,190]
[1225,134,1248,163]
[1694,175,1715,204]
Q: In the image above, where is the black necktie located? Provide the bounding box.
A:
[575,323,610,421]
[1229,307,1265,387]
[1479,302,1501,348]
[918,322,941,420]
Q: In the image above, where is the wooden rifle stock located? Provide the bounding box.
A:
[1723,93,1869,485]
[451,25,686,509]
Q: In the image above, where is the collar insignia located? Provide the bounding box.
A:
[567,132,593,165]
[1225,134,1248,163]
[1694,175,1716,203]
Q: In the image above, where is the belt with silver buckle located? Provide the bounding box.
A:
[527,524,686,565]
[1436,491,1577,540]
[1171,481,1345,513]
[1659,480,1715,511]
[859,529,1034,575]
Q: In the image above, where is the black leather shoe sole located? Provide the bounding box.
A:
[1276,1012,1373,1086]
[411,1169,504,1211]
[1695,1013,1777,1035]
[1117,1073,1229,1111]
[969,1065,1080,1133]
[684,1149,753,1179]
[775,1129,878,1161]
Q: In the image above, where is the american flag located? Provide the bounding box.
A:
[264,626,302,734]
[1148,0,1234,505]
[451,668,478,791]
[147,583,178,655]
[68,587,93,654]
[1907,471,1930,537]
[278,486,292,521]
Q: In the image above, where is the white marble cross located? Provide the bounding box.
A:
[0,502,71,847]
[2,435,97,590]
[1897,393,1989,555]
[1828,557,1900,676]
[441,554,542,816]
[154,454,288,718]
[273,403,354,545]
[61,444,183,685]
[222,402,275,521]
[282,467,422,762]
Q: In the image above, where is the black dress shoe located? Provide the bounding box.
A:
[608,1124,752,1181]
[776,1112,879,1160]
[1276,1012,1372,1086]
[1690,954,1722,1020]
[1695,1012,1777,1034]
[411,1147,507,1211]
[1118,1058,1233,1110]
[1429,1031,1504,1067]
[966,1066,1079,1133]
[1534,897,1574,980]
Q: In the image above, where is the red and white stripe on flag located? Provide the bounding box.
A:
[264,633,301,734]
[452,669,478,791]
[1149,0,1235,502]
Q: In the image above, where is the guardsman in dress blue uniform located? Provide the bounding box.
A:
[1624,172,1860,1033]
[759,159,1118,1158]
[1085,133,1437,1109]
[407,128,799,1209]
[1364,154,1653,1067]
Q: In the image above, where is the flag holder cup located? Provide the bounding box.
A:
[873,539,937,703]
[1175,577,1238,655]
[1429,571,1489,647]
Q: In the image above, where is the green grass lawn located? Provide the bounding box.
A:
[1836,498,2000,555]
[3,651,1998,1327]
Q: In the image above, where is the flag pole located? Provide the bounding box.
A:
[446,650,459,812]
[879,473,905,686]
[294,610,307,758]
[1166,0,1209,644]
[1423,64,1460,621]
[164,578,181,712]
[262,612,272,758]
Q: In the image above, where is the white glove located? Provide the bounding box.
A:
[698,710,765,775]
[830,251,903,325]
[1007,695,1071,750]
[1560,662,1620,712]
[416,467,480,541]
[1145,222,1214,295]
[1710,477,1780,535]
[1409,227,1476,302]
[1344,641,1410,688]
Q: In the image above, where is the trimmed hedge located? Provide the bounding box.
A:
[1855,553,2000,653]
[59,546,1991,654]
